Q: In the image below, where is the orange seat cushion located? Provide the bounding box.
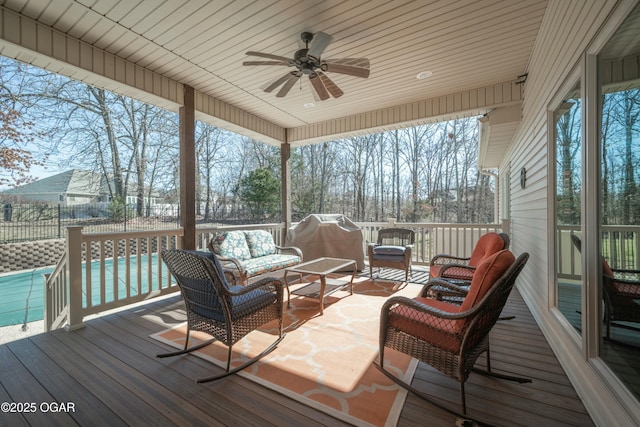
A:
[439,266,474,281]
[388,297,463,352]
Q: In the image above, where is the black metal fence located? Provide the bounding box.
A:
[1,203,181,243]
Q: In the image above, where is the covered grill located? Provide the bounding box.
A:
[285,214,364,271]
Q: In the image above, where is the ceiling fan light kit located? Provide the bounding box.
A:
[243,31,370,101]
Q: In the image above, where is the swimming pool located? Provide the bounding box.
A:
[0,267,51,327]
[0,254,169,327]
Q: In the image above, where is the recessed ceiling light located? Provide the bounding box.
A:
[416,71,433,80]
[304,102,316,108]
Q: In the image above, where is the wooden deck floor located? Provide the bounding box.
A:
[0,271,594,427]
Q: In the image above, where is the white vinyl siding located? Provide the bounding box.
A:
[502,1,639,425]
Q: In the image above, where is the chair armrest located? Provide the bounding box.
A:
[429,254,471,266]
[611,268,640,281]
[275,245,303,259]
[226,276,284,297]
[213,255,246,273]
[223,270,238,286]
[367,242,377,257]
[611,268,640,274]
[211,254,250,285]
[207,239,248,274]
[421,278,470,298]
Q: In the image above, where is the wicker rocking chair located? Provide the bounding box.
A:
[571,235,640,344]
[377,249,530,416]
[429,232,510,281]
[158,249,285,383]
[368,228,415,283]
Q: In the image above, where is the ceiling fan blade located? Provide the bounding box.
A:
[326,58,370,68]
[307,32,333,59]
[317,71,343,98]
[243,61,289,66]
[309,73,330,100]
[323,62,370,78]
[264,73,296,93]
[246,51,292,64]
[276,73,300,97]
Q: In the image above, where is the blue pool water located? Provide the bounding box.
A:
[0,254,169,327]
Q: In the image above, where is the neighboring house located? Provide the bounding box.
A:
[0,169,108,205]
[0,169,161,207]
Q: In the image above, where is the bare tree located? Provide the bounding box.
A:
[555,99,582,225]
[196,123,226,221]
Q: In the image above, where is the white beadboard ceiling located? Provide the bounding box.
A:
[0,0,548,149]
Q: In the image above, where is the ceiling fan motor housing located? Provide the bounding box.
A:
[294,46,321,74]
[300,31,314,44]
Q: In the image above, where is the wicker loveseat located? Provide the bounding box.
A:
[208,230,303,285]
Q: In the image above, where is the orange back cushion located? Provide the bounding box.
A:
[460,249,515,312]
[601,257,614,277]
[468,233,507,266]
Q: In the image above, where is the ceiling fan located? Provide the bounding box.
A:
[242,31,370,101]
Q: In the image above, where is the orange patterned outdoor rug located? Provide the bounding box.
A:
[150,276,419,427]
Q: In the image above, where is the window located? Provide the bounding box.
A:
[552,78,582,334]
[596,2,640,398]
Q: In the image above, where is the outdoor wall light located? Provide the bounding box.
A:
[520,167,527,189]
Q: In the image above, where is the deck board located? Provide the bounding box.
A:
[0,276,594,427]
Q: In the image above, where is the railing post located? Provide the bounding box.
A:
[501,219,510,235]
[44,272,53,331]
[66,226,86,331]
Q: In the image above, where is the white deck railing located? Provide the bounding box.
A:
[556,224,640,281]
[46,219,512,331]
[45,226,184,331]
[43,251,68,330]
[357,219,509,264]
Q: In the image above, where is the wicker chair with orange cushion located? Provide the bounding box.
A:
[571,235,640,342]
[429,232,510,281]
[378,249,530,415]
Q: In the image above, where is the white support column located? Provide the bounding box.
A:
[281,142,292,236]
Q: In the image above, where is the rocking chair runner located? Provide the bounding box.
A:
[158,249,285,383]
[378,250,530,415]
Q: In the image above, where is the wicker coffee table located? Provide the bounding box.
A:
[284,257,357,315]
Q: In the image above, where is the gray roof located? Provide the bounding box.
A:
[0,169,105,196]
